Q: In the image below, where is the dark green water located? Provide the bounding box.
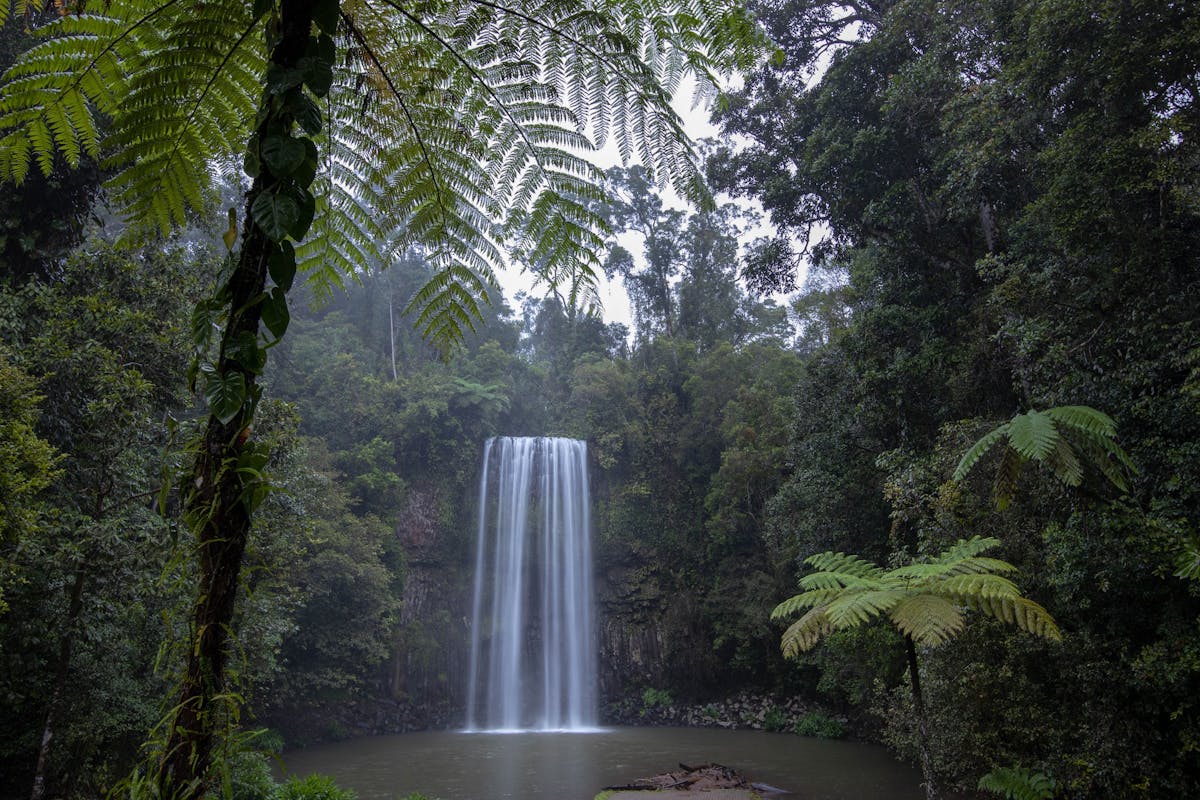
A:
[281,727,924,800]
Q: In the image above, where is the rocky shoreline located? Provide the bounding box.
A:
[602,690,852,739]
[269,689,854,749]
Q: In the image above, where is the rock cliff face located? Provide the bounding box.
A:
[389,486,469,725]
[593,554,724,702]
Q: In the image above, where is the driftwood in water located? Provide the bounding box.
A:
[602,762,789,794]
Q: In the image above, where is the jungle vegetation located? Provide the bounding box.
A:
[0,0,1198,799]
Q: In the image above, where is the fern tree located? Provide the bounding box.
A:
[978,766,1057,800]
[0,0,762,795]
[771,537,1061,800]
[953,406,1134,509]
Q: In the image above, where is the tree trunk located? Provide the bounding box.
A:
[155,0,315,794]
[30,564,86,800]
[905,635,938,800]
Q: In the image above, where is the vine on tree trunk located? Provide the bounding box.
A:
[153,0,332,794]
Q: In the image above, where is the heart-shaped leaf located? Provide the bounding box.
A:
[251,190,299,242]
[261,133,307,177]
[269,241,296,291]
[286,89,323,136]
[262,287,290,339]
[288,186,316,240]
[204,370,246,424]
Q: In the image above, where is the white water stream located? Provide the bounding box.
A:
[465,437,598,731]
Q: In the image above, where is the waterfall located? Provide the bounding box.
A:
[465,437,598,732]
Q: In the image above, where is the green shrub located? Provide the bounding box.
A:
[762,707,788,732]
[227,751,279,800]
[278,774,357,800]
[249,728,286,755]
[639,687,672,716]
[792,712,846,739]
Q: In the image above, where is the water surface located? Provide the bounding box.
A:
[282,726,923,800]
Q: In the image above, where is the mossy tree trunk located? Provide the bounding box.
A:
[156,0,316,793]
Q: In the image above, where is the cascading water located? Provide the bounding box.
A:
[465,437,598,732]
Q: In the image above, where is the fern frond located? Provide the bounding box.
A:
[1044,405,1115,437]
[934,573,1021,603]
[0,0,45,28]
[1,0,765,347]
[771,590,831,620]
[1006,410,1058,462]
[0,11,131,181]
[799,570,888,593]
[889,594,963,647]
[972,595,1061,641]
[802,551,886,579]
[934,535,1002,563]
[993,445,1025,510]
[1047,433,1084,486]
[954,424,1008,480]
[780,605,831,657]
[825,588,906,628]
[978,766,1056,800]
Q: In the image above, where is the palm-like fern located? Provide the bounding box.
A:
[772,537,1060,800]
[0,0,761,347]
[953,406,1135,510]
[771,536,1061,657]
[977,766,1057,800]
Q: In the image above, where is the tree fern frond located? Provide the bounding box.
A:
[954,424,1009,480]
[958,406,1134,507]
[978,766,1056,800]
[771,589,835,620]
[780,606,831,657]
[799,569,887,592]
[803,550,886,579]
[1044,405,1115,437]
[1006,410,1057,462]
[888,594,963,647]
[934,573,1021,603]
[1073,435,1135,493]
[0,0,44,28]
[1047,434,1083,487]
[1,0,765,347]
[974,595,1061,641]
[935,535,1002,564]
[0,11,133,180]
[993,445,1025,510]
[826,588,906,628]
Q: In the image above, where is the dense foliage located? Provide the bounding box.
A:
[0,1,1197,799]
[714,0,1200,795]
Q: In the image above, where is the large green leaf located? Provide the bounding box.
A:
[204,370,246,424]
[268,242,297,291]
[251,191,299,242]
[225,331,266,374]
[261,287,290,339]
[260,133,307,177]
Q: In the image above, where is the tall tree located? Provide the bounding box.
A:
[0,0,762,793]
